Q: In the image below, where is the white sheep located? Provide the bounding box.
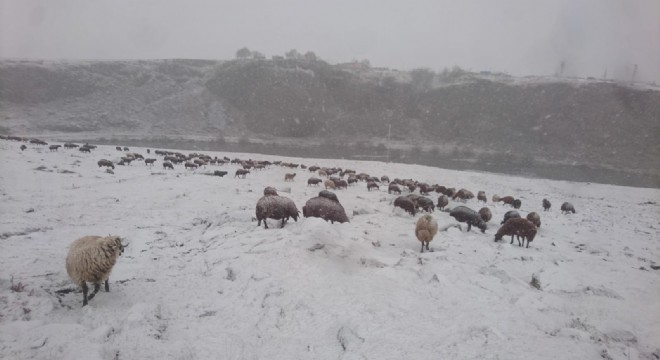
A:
[65,235,126,306]
[415,214,439,253]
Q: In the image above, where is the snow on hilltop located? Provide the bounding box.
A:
[0,140,659,359]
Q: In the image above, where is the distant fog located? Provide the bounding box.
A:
[1,0,658,82]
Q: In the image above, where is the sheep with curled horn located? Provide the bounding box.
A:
[256,187,300,229]
[66,235,127,306]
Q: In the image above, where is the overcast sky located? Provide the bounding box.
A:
[1,0,658,82]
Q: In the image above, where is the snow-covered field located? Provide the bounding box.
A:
[1,140,658,360]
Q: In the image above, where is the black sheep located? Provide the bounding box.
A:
[542,198,551,211]
[500,210,521,224]
[449,206,487,233]
[513,199,522,209]
[415,196,435,213]
[436,195,449,210]
[394,196,417,216]
[256,188,300,229]
[303,192,349,224]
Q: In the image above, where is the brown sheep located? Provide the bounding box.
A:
[499,196,515,206]
[367,181,379,191]
[478,207,492,222]
[145,158,157,166]
[492,194,500,203]
[163,162,174,169]
[494,218,537,248]
[453,189,475,201]
[185,162,198,170]
[284,173,296,182]
[324,179,336,190]
[415,214,439,253]
[388,183,402,194]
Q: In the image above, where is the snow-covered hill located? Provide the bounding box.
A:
[1,140,658,359]
[2,59,659,188]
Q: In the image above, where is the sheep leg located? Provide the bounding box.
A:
[280,218,286,228]
[467,223,472,232]
[420,242,425,253]
[82,283,89,306]
[105,279,110,292]
[510,235,514,244]
[87,283,101,301]
[425,242,430,251]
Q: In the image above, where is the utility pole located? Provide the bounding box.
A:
[386,123,392,163]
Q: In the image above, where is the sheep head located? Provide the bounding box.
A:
[107,235,127,255]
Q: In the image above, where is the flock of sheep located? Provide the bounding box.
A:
[7,136,577,307]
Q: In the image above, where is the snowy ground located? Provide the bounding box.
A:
[0,140,658,360]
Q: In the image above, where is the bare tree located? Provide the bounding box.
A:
[304,51,317,61]
[285,49,300,59]
[236,47,251,60]
[410,68,435,92]
[252,51,266,60]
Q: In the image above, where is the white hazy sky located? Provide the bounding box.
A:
[1,0,659,82]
